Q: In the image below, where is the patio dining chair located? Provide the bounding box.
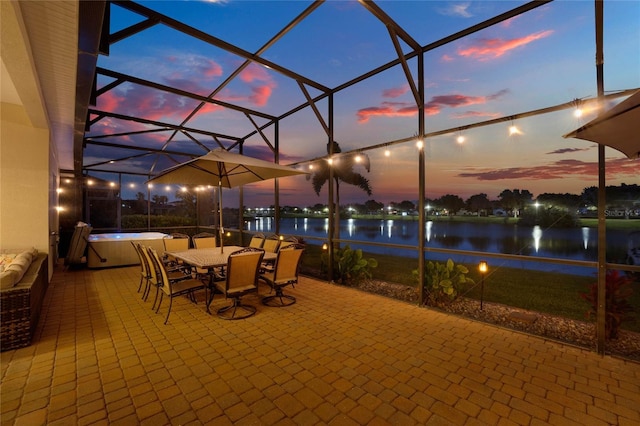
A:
[163,233,190,262]
[131,241,151,293]
[260,243,305,307]
[192,232,217,249]
[147,247,205,325]
[249,233,265,248]
[278,236,299,251]
[262,235,280,253]
[141,244,192,308]
[212,247,264,320]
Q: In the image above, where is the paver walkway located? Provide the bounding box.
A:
[1,264,639,425]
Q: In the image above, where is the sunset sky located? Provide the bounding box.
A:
[85,0,639,208]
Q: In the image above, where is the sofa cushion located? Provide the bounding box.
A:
[0,250,37,289]
[0,270,21,289]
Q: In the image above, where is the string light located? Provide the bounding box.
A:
[327,158,334,165]
[384,148,391,157]
[456,135,465,144]
[508,122,523,136]
[355,154,362,163]
[572,98,584,118]
[416,139,424,149]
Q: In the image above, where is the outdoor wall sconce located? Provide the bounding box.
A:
[479,261,488,310]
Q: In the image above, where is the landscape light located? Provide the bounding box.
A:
[479,261,488,310]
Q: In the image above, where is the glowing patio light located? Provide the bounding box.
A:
[56,188,63,194]
[416,139,424,149]
[456,135,465,144]
[147,183,153,189]
[355,154,362,163]
[479,261,488,310]
[384,149,391,157]
[165,185,171,192]
[509,125,522,136]
[109,182,116,187]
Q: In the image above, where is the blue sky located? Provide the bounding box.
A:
[86,0,639,207]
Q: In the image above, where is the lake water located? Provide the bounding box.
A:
[245,216,635,275]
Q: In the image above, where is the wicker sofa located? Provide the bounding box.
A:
[1,249,49,351]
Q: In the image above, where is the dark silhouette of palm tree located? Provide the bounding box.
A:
[309,141,372,243]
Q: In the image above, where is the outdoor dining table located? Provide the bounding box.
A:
[166,246,276,313]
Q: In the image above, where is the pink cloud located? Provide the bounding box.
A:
[239,63,271,83]
[382,85,409,98]
[441,54,455,62]
[457,30,553,60]
[356,89,509,123]
[201,59,223,78]
[457,158,638,181]
[356,102,417,123]
[451,111,502,119]
[250,85,273,107]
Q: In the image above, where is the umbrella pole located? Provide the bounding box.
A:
[218,181,224,254]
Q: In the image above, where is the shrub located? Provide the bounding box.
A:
[580,270,635,340]
[414,259,475,306]
[321,245,378,284]
[519,208,579,228]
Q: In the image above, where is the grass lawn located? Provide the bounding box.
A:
[301,244,640,333]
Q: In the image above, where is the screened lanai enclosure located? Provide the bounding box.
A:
[61,0,639,358]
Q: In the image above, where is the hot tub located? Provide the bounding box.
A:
[87,232,169,268]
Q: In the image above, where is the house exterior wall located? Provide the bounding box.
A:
[0,103,51,255]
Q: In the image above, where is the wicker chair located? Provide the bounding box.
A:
[260,243,304,307]
[212,247,264,320]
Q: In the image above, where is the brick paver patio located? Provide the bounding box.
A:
[1,263,639,425]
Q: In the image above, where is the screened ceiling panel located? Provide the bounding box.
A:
[79,0,638,193]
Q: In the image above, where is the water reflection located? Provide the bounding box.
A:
[468,236,491,251]
[582,227,589,249]
[244,217,627,266]
[533,225,542,253]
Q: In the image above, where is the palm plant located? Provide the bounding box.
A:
[309,141,372,243]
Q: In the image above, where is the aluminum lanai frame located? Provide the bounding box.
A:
[76,0,635,355]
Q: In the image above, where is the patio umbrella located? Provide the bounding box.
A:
[147,148,307,252]
[563,91,640,159]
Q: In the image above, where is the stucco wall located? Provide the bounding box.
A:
[0,103,50,253]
